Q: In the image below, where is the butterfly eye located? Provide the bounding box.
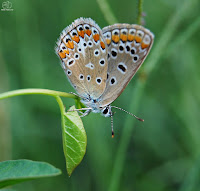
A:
[102,107,109,115]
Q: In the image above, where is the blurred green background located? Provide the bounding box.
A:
[1,0,200,190]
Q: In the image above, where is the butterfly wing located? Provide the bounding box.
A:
[55,18,108,100]
[98,24,154,107]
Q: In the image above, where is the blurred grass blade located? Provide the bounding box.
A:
[96,0,118,24]
[0,160,61,189]
[179,155,200,191]
[62,106,87,176]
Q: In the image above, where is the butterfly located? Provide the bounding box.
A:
[55,18,154,136]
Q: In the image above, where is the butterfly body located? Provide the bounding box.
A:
[55,18,154,118]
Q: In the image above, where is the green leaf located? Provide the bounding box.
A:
[0,160,61,189]
[62,106,87,176]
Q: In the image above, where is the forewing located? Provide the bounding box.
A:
[99,24,154,107]
[55,18,108,99]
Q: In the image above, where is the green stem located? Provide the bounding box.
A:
[55,96,66,151]
[137,0,143,25]
[96,0,118,25]
[0,89,78,101]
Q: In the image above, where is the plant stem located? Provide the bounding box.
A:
[0,89,78,101]
[55,96,66,160]
[137,0,143,25]
[96,0,118,25]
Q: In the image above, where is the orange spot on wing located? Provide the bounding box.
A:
[93,34,100,42]
[72,35,80,43]
[106,39,111,45]
[120,34,127,42]
[63,49,69,55]
[128,34,134,41]
[141,43,149,49]
[112,35,119,43]
[65,41,74,49]
[135,36,142,43]
[78,31,84,38]
[58,51,66,59]
[85,29,91,36]
[100,41,105,49]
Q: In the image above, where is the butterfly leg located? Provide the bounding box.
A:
[67,107,92,117]
[79,109,91,117]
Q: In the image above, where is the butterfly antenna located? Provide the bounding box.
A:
[111,113,114,138]
[111,106,144,122]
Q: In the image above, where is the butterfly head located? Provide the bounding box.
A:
[80,96,112,117]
